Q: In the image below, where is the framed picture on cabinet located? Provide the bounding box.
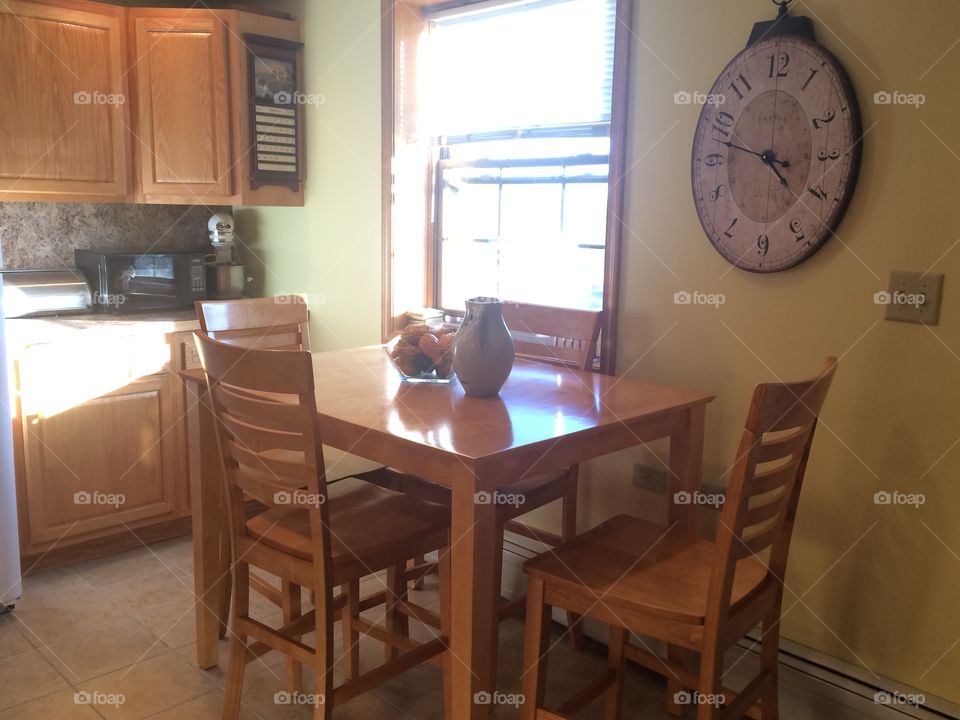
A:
[245,34,304,191]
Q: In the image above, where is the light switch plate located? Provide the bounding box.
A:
[882,271,944,325]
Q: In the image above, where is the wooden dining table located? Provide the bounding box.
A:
[182,345,713,720]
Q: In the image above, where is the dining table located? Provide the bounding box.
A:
[182,345,714,720]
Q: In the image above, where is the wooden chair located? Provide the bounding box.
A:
[196,296,409,690]
[520,358,838,720]
[194,332,453,720]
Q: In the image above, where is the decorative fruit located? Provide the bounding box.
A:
[418,333,441,360]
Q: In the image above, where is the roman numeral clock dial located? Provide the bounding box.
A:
[692,30,862,272]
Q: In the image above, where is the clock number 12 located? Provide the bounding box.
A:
[767,52,790,78]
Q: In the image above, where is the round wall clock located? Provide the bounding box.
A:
[691,10,862,273]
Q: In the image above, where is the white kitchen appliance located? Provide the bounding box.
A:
[205,212,247,300]
[0,253,23,609]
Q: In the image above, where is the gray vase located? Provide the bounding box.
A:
[453,297,516,398]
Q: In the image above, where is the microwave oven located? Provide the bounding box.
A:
[74,249,207,313]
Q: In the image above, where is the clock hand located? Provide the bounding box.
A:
[720,140,791,168]
[767,161,789,187]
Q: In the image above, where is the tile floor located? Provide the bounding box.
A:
[0,536,706,719]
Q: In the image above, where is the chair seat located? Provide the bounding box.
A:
[246,478,449,575]
[524,515,769,625]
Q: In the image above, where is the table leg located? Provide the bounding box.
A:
[449,466,498,720]
[186,380,228,669]
[668,404,706,536]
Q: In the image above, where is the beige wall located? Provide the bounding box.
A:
[239,0,960,704]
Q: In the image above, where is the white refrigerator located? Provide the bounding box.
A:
[0,258,22,609]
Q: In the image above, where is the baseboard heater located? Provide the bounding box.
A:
[501,531,959,720]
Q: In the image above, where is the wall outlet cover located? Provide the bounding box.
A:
[632,464,668,494]
[882,271,944,325]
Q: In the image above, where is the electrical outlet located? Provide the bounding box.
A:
[632,464,667,494]
[881,271,944,325]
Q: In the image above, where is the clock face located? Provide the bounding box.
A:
[692,34,861,272]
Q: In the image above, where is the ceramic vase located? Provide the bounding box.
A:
[452,297,515,397]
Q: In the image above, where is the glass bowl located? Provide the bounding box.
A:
[384,330,456,384]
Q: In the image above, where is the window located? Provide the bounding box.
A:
[429,0,615,313]
[382,0,631,371]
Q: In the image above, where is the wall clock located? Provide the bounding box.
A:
[691,0,862,273]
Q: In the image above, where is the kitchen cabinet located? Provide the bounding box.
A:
[0,0,130,201]
[10,323,200,565]
[0,1,303,206]
[18,372,188,549]
[128,12,233,203]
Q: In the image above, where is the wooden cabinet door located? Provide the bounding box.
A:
[130,13,232,202]
[19,372,187,548]
[0,1,129,200]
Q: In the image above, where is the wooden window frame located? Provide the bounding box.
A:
[381,0,632,374]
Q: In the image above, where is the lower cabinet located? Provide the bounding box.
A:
[19,373,187,551]
[13,330,198,562]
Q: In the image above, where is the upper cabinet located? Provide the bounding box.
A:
[129,12,233,203]
[0,0,130,201]
[0,1,303,206]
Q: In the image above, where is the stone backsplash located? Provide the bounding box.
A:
[0,203,228,270]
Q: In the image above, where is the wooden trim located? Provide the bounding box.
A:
[600,0,634,375]
[380,0,395,343]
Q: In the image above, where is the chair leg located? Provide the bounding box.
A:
[313,590,335,720]
[603,626,628,720]
[222,562,250,720]
[695,641,722,720]
[339,580,360,680]
[759,613,781,720]
[520,578,551,720]
[281,580,303,692]
[385,564,409,661]
[439,545,453,720]
[561,467,585,651]
[667,645,692,717]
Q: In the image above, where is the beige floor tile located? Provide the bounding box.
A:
[173,638,287,680]
[237,665,404,720]
[0,614,32,660]
[147,538,195,572]
[19,567,95,599]
[132,596,198,650]
[39,616,167,683]
[0,688,102,720]
[0,648,70,710]
[70,547,169,588]
[143,689,257,720]
[13,594,128,648]
[78,650,219,720]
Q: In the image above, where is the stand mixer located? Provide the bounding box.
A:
[205,213,248,300]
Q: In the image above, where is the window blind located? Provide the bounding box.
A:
[426,0,616,136]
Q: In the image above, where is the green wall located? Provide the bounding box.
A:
[235,0,382,350]
[238,0,960,705]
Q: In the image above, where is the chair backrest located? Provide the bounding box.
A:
[196,296,311,351]
[708,357,838,623]
[193,331,333,588]
[500,301,604,372]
